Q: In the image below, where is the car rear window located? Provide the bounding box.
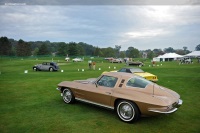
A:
[126,77,152,88]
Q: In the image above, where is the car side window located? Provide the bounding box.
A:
[127,77,150,88]
[42,62,46,65]
[118,68,126,72]
[97,75,118,88]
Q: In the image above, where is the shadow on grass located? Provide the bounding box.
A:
[56,98,176,124]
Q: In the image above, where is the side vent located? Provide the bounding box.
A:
[119,84,123,87]
[119,79,125,87]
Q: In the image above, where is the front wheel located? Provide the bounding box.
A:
[33,67,37,71]
[62,88,75,104]
[117,100,140,123]
[49,67,53,72]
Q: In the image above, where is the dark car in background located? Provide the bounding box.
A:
[126,61,144,66]
[33,62,59,72]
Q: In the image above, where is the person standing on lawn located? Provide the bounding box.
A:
[92,61,96,70]
[88,60,92,69]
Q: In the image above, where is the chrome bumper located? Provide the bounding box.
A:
[176,99,183,108]
[56,88,63,96]
[149,99,183,114]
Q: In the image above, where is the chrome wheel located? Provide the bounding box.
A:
[63,88,74,104]
[49,67,53,72]
[117,101,140,122]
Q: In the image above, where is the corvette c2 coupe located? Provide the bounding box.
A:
[56,72,182,123]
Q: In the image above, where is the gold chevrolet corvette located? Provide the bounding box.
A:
[103,67,158,82]
[56,72,182,123]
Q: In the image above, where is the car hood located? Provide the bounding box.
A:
[134,72,156,77]
[74,78,97,84]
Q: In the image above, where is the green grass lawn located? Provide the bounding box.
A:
[0,57,200,133]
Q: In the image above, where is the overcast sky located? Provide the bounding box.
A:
[0,4,200,51]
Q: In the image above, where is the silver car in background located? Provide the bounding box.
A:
[33,62,59,72]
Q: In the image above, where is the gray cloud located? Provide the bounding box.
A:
[1,0,200,5]
[0,5,200,51]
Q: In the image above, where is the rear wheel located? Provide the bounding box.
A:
[117,100,140,123]
[62,88,75,104]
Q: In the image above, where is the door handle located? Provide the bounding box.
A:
[105,92,111,95]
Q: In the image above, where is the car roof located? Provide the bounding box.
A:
[120,67,141,69]
[103,72,136,79]
[119,67,143,72]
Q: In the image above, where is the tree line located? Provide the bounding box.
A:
[0,36,199,58]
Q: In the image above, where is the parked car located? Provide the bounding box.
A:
[126,61,144,66]
[56,72,182,123]
[72,58,83,62]
[102,67,158,82]
[117,67,158,82]
[110,58,123,63]
[33,62,59,72]
[104,57,114,60]
[65,57,70,62]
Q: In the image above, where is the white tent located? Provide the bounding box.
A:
[156,53,183,61]
[184,51,200,57]
[153,57,160,62]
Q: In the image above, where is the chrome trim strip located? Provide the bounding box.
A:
[75,98,114,110]
[148,108,178,114]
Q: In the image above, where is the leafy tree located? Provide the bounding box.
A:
[38,43,50,55]
[195,44,200,51]
[176,49,185,55]
[147,50,154,59]
[0,37,12,55]
[164,47,174,53]
[183,46,187,51]
[77,44,85,56]
[68,42,78,56]
[101,47,115,57]
[99,50,104,57]
[119,51,126,58]
[78,42,95,56]
[33,47,39,56]
[115,45,121,57]
[94,47,101,56]
[16,39,32,56]
[183,46,188,54]
[153,49,163,56]
[126,47,139,58]
[10,46,16,56]
[57,42,68,56]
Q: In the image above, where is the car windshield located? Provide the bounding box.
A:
[50,62,56,66]
[97,75,118,88]
[126,77,153,88]
[130,68,144,73]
